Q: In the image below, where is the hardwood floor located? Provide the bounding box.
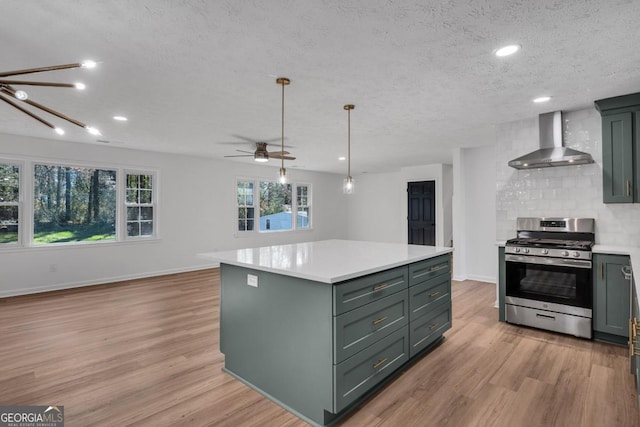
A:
[1,270,638,426]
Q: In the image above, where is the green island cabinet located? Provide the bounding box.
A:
[594,92,640,203]
[219,253,452,426]
[593,253,631,343]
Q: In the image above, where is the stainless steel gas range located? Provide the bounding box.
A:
[505,217,595,338]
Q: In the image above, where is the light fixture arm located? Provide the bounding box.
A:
[0,92,57,129]
[0,80,77,88]
[344,104,355,180]
[0,62,85,78]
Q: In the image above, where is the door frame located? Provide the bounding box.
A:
[403,177,440,246]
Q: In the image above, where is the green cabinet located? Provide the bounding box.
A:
[595,92,640,203]
[593,254,631,341]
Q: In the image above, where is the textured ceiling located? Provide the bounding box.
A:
[1,0,639,174]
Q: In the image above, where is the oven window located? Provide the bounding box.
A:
[506,261,591,308]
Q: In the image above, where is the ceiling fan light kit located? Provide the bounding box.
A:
[0,61,100,136]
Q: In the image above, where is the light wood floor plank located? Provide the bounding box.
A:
[1,271,639,426]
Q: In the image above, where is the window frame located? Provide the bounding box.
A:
[0,160,23,247]
[235,176,312,235]
[123,170,158,240]
[0,156,161,251]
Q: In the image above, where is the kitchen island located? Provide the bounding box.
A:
[199,240,453,426]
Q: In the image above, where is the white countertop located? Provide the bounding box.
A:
[199,239,453,283]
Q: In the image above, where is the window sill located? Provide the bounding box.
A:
[0,236,162,253]
[234,228,314,238]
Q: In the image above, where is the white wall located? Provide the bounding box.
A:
[452,146,497,283]
[496,107,640,245]
[347,164,453,247]
[0,133,348,297]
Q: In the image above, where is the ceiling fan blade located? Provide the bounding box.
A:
[270,153,296,160]
[224,154,253,158]
[236,150,254,154]
[230,134,283,144]
[268,150,290,155]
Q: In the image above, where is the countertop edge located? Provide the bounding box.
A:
[199,246,453,284]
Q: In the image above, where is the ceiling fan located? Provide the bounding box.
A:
[224,141,296,162]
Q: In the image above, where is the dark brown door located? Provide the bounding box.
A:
[408,181,435,245]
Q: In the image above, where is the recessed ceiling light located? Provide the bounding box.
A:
[113,116,128,121]
[494,44,520,57]
[533,96,551,103]
[338,157,346,161]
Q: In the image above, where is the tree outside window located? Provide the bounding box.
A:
[0,163,20,244]
[33,165,116,244]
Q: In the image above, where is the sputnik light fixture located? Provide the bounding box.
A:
[343,104,355,194]
[0,60,100,136]
[276,77,290,184]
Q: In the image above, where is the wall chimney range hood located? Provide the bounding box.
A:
[508,111,594,169]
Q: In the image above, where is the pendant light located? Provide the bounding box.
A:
[343,104,355,194]
[276,77,290,184]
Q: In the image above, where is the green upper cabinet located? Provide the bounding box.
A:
[595,92,640,203]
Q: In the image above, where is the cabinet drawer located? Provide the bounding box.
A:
[334,267,408,315]
[409,255,450,286]
[334,290,408,364]
[409,274,451,322]
[409,301,451,358]
[334,326,409,413]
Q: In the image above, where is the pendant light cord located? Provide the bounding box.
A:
[281,80,285,171]
[347,108,351,179]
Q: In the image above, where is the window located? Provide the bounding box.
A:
[237,180,255,231]
[33,165,117,244]
[0,163,20,245]
[236,178,311,233]
[296,185,311,229]
[126,173,155,237]
[260,181,292,231]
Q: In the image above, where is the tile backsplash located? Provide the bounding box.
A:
[496,107,640,245]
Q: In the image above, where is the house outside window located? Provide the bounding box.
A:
[236,178,311,233]
[0,163,20,245]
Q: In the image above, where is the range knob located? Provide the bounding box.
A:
[561,250,570,257]
[523,248,530,254]
[573,251,580,258]
[541,249,549,255]
[514,247,521,253]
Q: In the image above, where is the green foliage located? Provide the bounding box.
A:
[259,182,292,216]
[33,222,115,244]
[33,165,117,235]
[0,232,18,244]
[0,164,19,203]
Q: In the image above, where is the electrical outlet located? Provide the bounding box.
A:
[247,274,258,287]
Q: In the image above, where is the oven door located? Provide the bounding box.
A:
[505,254,592,309]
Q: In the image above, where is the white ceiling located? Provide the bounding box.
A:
[1,1,639,174]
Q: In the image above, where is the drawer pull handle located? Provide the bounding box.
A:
[372,358,388,369]
[429,291,440,298]
[627,179,631,197]
[372,316,388,325]
[373,284,387,291]
[630,319,640,357]
[429,323,439,330]
[536,313,555,320]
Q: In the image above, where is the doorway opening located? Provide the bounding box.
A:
[408,180,435,245]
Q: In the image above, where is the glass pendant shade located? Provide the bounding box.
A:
[279,167,287,184]
[343,176,354,194]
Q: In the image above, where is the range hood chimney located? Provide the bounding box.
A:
[508,111,594,169]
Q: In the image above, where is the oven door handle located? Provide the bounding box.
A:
[505,254,592,269]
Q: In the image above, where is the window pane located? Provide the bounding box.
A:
[33,165,116,244]
[125,172,154,238]
[0,164,19,203]
[127,222,140,237]
[0,205,18,244]
[259,181,292,231]
[297,207,310,229]
[139,190,152,204]
[140,221,153,236]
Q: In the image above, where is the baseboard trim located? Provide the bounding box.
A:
[0,264,219,298]
[466,274,496,284]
